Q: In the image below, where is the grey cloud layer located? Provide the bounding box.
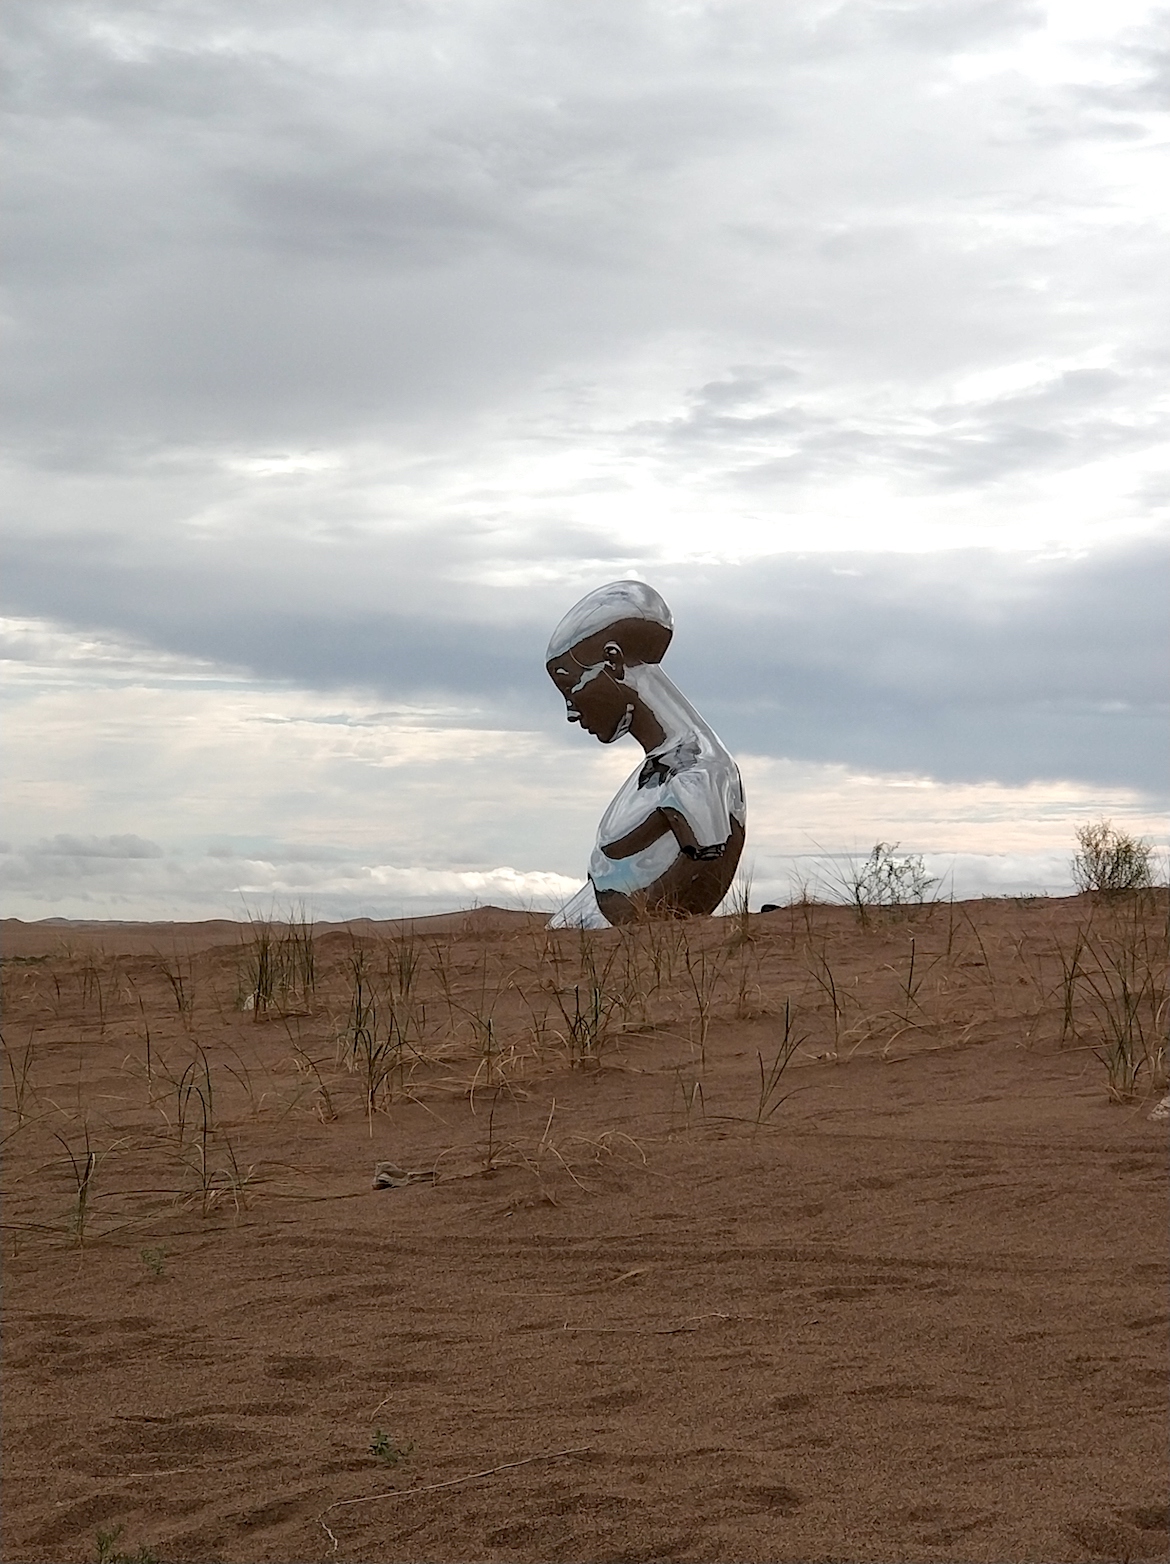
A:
[6,519,1166,791]
[3,0,1167,825]
[6,0,1165,451]
[24,834,163,860]
[636,362,1167,498]
[666,542,1169,790]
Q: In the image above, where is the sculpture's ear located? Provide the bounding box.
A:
[603,641,626,681]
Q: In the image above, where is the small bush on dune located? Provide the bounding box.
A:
[839,842,936,923]
[1072,820,1154,895]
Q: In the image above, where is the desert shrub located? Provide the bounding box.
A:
[1071,820,1154,895]
[1076,892,1168,1099]
[844,842,936,915]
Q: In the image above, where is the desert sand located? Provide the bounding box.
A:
[2,893,1167,1564]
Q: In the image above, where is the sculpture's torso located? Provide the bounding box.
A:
[553,714,746,928]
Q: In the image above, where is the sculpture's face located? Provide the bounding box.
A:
[546,648,634,744]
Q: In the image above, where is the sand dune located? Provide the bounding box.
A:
[2,894,1167,1563]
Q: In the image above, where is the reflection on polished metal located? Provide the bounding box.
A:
[546,580,746,928]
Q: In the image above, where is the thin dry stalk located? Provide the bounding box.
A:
[126,975,154,1082]
[1055,923,1089,1044]
[2,1030,39,1125]
[673,1065,705,1129]
[54,1121,99,1246]
[682,929,728,1067]
[289,1038,338,1122]
[755,999,804,1125]
[803,941,845,1059]
[725,869,755,948]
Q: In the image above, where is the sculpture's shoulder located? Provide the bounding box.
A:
[638,736,744,819]
[636,737,704,789]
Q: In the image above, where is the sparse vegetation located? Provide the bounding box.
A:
[3,863,1165,1564]
[2,864,1166,1258]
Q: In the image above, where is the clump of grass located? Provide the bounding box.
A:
[554,982,612,1068]
[508,1099,641,1205]
[140,1245,167,1279]
[242,914,279,1014]
[724,869,755,947]
[163,1047,255,1216]
[155,947,195,1020]
[1072,819,1155,894]
[1055,924,1088,1044]
[642,915,685,991]
[93,1524,159,1564]
[369,1430,414,1466]
[241,905,317,1015]
[517,979,558,1055]
[894,936,935,1026]
[79,960,110,1033]
[337,945,404,1128]
[477,1086,508,1172]
[613,922,660,1027]
[383,932,423,1044]
[284,903,316,999]
[126,976,154,1082]
[720,871,761,1018]
[552,931,622,1067]
[731,936,761,1020]
[289,1041,338,1121]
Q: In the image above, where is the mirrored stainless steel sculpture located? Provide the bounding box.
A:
[547,581,746,928]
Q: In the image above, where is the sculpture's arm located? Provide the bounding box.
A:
[595,816,746,924]
[659,806,726,860]
[601,808,673,860]
[601,805,720,862]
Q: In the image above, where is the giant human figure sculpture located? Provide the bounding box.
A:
[546,581,746,928]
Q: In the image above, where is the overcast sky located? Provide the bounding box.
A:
[3,0,1167,919]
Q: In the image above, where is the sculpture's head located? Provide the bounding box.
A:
[546,580,673,744]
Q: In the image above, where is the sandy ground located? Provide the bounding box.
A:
[2,895,1167,1564]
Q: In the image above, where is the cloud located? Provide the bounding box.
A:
[665,539,1170,789]
[27,833,164,860]
[5,0,1167,454]
[3,533,1166,791]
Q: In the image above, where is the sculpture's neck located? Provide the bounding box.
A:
[623,665,721,755]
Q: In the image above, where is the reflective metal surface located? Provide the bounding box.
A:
[546,581,746,927]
